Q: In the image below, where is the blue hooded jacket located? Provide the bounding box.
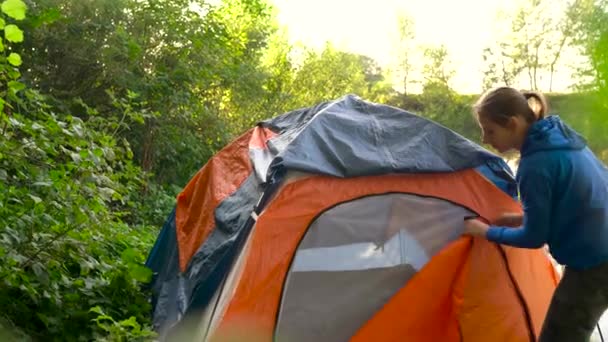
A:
[486,115,608,269]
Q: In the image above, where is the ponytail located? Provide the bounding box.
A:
[521,91,548,121]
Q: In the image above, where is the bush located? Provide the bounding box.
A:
[0,89,158,341]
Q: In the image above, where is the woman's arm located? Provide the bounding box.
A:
[486,168,552,248]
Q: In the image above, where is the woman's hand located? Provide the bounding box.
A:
[493,212,523,227]
[463,218,490,237]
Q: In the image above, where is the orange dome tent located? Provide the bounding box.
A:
[146,95,559,341]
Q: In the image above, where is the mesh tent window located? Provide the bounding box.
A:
[275,193,475,342]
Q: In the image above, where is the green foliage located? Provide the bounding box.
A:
[20,0,277,186]
[281,43,395,111]
[90,306,156,342]
[567,0,608,159]
[0,89,158,341]
[0,2,158,341]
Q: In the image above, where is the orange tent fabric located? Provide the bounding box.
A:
[209,170,557,341]
[352,238,472,342]
[175,126,277,271]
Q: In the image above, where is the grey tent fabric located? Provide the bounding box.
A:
[265,94,503,178]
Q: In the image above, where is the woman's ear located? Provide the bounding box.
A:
[507,115,523,131]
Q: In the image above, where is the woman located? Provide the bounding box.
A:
[464,86,608,341]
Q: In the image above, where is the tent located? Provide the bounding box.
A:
[145,95,559,341]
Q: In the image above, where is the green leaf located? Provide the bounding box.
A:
[7,52,21,66]
[36,313,50,327]
[8,81,24,95]
[126,90,139,99]
[128,264,152,283]
[1,0,27,20]
[120,248,138,263]
[0,18,5,29]
[29,194,41,204]
[4,24,23,42]
[32,262,49,284]
[89,306,104,315]
[8,117,22,127]
[7,68,19,79]
[70,152,81,162]
[119,316,139,329]
[0,38,4,52]
[93,148,104,158]
[30,8,60,28]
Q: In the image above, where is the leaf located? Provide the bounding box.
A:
[28,194,41,204]
[36,313,50,327]
[31,122,44,130]
[30,8,60,28]
[70,152,81,163]
[120,248,138,263]
[33,181,52,187]
[8,81,25,94]
[1,0,27,20]
[89,306,104,315]
[128,264,152,283]
[72,123,84,137]
[126,90,139,99]
[119,316,139,329]
[7,52,21,66]
[0,169,7,180]
[99,187,115,200]
[93,148,104,158]
[32,262,49,284]
[8,117,23,127]
[102,147,115,161]
[7,68,19,79]
[0,18,5,29]
[4,24,23,43]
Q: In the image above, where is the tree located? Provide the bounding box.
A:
[422,45,454,88]
[358,55,397,103]
[393,13,416,94]
[287,43,372,108]
[482,0,574,91]
[567,0,608,159]
[481,45,525,90]
[21,0,276,186]
[415,46,479,139]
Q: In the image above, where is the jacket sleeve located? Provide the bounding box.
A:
[486,167,552,248]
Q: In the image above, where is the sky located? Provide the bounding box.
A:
[268,0,579,94]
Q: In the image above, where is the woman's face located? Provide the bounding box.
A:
[477,115,525,153]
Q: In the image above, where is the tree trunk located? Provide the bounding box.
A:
[141,118,156,195]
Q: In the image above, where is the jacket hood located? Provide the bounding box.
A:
[521,115,586,157]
